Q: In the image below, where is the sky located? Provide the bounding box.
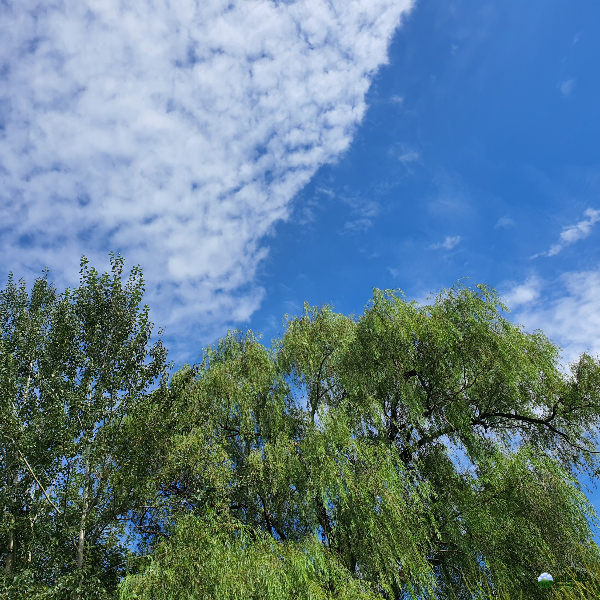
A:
[1,0,600,590]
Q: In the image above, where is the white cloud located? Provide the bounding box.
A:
[544,208,600,257]
[0,0,415,366]
[387,141,420,166]
[500,275,543,309]
[509,269,600,373]
[337,193,381,235]
[430,235,461,250]
[559,78,576,97]
[398,150,420,164]
[494,216,515,229]
[341,218,374,233]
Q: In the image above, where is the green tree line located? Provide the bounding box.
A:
[1,253,600,599]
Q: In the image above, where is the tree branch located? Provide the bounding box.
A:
[8,437,63,517]
[476,411,600,454]
[133,524,170,539]
[312,353,331,422]
[258,492,274,538]
[9,436,80,554]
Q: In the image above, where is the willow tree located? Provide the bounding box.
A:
[117,281,600,600]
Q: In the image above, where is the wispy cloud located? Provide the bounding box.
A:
[533,208,600,258]
[341,217,374,234]
[559,78,576,97]
[509,269,600,373]
[358,247,380,260]
[430,235,461,250]
[337,193,382,235]
[282,299,303,318]
[0,0,415,366]
[388,142,420,166]
[398,150,420,164]
[494,216,515,229]
[293,186,336,226]
[427,169,472,218]
[315,187,336,198]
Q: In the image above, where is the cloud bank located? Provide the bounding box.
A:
[503,270,600,373]
[0,0,414,364]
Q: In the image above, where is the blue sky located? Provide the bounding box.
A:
[2,0,600,587]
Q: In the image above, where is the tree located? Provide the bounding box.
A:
[3,261,599,599]
[0,253,172,599]
[0,267,67,582]
[116,281,600,600]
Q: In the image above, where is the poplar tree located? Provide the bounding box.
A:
[0,253,171,599]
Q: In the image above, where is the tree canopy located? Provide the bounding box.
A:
[0,253,171,599]
[2,256,600,600]
[118,279,600,600]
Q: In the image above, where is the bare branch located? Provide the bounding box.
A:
[8,436,63,517]
[476,411,600,454]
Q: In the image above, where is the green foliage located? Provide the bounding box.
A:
[117,281,600,600]
[117,508,382,600]
[0,253,172,598]
[3,260,600,600]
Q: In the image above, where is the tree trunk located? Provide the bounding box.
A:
[74,445,90,600]
[4,527,16,575]
[4,457,19,575]
[4,521,15,575]
[4,366,33,576]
